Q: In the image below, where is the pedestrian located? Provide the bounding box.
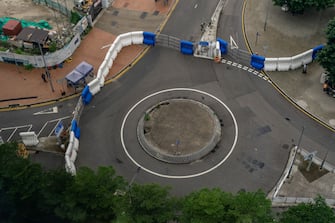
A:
[302,64,307,74]
[41,73,47,82]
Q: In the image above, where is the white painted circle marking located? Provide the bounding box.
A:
[120,88,238,179]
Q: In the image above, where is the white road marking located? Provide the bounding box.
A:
[33,106,58,115]
[120,88,239,179]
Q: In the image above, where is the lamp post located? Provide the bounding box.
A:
[287,126,304,179]
[38,43,55,92]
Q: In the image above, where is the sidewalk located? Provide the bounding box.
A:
[0,0,175,109]
[244,0,335,129]
[244,0,335,203]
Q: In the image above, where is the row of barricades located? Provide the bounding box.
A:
[66,31,156,174]
[73,32,229,174]
[251,45,324,71]
[65,120,80,175]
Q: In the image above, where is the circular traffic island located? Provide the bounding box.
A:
[137,99,221,163]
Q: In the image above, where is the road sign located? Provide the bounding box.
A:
[54,121,64,138]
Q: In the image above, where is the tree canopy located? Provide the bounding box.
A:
[317,17,335,84]
[1,143,335,223]
[273,0,335,14]
[279,196,335,223]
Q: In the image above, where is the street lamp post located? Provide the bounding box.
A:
[287,126,305,179]
[38,43,55,92]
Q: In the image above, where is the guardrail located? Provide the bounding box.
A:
[252,45,323,72]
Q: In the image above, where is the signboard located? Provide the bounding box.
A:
[55,121,64,138]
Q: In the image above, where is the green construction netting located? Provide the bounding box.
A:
[0,17,53,33]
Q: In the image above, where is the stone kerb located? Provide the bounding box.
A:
[137,99,222,164]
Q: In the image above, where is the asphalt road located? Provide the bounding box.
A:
[1,0,335,196]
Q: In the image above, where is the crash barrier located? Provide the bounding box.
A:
[257,45,324,71]
[217,38,228,55]
[180,40,194,55]
[250,54,266,70]
[65,120,80,175]
[19,132,39,146]
[65,31,156,175]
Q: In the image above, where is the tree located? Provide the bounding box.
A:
[317,17,335,84]
[273,0,335,14]
[0,143,50,223]
[227,189,273,223]
[181,188,274,223]
[279,196,335,223]
[181,188,233,223]
[126,183,176,223]
[55,166,127,222]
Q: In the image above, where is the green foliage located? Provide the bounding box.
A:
[14,48,24,54]
[127,183,176,223]
[273,0,335,14]
[227,189,273,223]
[279,196,335,223]
[24,64,34,70]
[48,41,57,52]
[317,17,335,83]
[181,188,273,223]
[54,166,127,222]
[71,11,82,24]
[181,188,233,223]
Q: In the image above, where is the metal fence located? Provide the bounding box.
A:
[227,48,251,66]
[32,0,71,17]
[156,34,181,51]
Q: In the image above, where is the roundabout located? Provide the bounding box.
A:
[120,88,238,179]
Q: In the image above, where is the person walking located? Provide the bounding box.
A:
[41,73,47,82]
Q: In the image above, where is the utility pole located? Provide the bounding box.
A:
[287,126,304,179]
[38,43,55,92]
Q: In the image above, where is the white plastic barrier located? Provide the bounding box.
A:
[19,132,39,146]
[99,75,105,87]
[74,137,79,151]
[114,37,122,52]
[291,53,304,70]
[100,60,109,77]
[300,49,313,65]
[264,58,278,71]
[131,31,144,44]
[88,78,101,95]
[109,45,118,60]
[119,33,132,47]
[67,31,149,175]
[70,149,77,162]
[277,57,292,71]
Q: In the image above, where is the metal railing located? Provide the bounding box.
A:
[156,34,181,50]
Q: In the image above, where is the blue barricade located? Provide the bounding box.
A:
[217,38,228,55]
[143,32,156,46]
[180,40,194,55]
[250,54,265,70]
[312,45,324,60]
[81,85,92,105]
[71,119,78,132]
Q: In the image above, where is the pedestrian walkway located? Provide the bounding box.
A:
[0,0,175,109]
[244,0,335,129]
[244,0,335,204]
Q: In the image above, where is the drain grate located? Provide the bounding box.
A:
[153,10,159,16]
[140,12,148,19]
[123,2,129,7]
[111,21,117,26]
[112,10,119,16]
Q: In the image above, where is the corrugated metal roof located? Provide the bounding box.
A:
[16,27,49,44]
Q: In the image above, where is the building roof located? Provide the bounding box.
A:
[16,27,49,44]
